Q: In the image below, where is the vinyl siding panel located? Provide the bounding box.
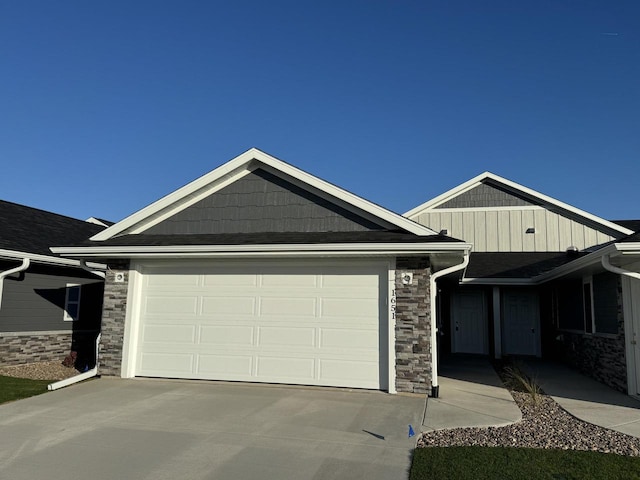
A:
[0,264,103,333]
[435,183,535,208]
[145,169,385,235]
[410,207,617,252]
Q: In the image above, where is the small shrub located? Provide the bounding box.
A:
[502,362,542,406]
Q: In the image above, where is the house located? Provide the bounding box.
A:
[52,148,471,395]
[0,200,107,367]
[405,172,640,399]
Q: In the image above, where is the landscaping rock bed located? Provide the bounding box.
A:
[0,361,79,381]
[418,376,640,457]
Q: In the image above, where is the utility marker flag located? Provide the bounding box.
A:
[408,425,415,438]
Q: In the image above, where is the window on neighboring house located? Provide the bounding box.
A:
[64,284,81,321]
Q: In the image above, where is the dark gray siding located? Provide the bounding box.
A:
[0,262,104,333]
[146,168,386,234]
[436,183,537,209]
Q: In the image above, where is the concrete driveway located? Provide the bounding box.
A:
[0,378,425,479]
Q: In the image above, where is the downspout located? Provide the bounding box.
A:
[0,258,30,308]
[602,254,640,281]
[429,250,470,398]
[48,260,106,390]
[48,333,101,390]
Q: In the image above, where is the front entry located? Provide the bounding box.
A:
[451,291,488,354]
[502,290,540,356]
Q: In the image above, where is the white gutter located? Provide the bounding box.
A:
[51,242,472,257]
[0,249,107,270]
[0,258,30,307]
[80,260,106,279]
[602,254,640,281]
[48,333,101,391]
[429,250,470,398]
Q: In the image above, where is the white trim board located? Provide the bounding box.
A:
[91,148,438,241]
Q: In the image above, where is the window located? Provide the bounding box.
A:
[64,284,81,321]
[583,277,594,334]
[593,272,619,334]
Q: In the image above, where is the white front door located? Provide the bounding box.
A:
[502,291,540,356]
[451,291,488,354]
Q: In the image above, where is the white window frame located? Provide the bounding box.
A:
[63,283,82,322]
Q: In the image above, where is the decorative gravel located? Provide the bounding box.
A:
[418,388,640,457]
[0,361,79,381]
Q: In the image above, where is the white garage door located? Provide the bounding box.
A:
[133,260,388,389]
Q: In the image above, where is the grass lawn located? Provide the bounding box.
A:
[0,375,51,405]
[411,446,640,480]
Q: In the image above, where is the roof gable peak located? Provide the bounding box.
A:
[91,148,438,241]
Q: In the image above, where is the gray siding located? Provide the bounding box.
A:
[436,183,536,209]
[145,169,386,235]
[0,262,104,333]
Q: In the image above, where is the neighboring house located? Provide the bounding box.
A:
[0,200,107,367]
[52,148,471,395]
[405,172,640,400]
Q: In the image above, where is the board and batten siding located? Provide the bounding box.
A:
[414,208,615,252]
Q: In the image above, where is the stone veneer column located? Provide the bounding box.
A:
[99,260,130,376]
[394,256,432,394]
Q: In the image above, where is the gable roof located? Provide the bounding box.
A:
[92,148,438,241]
[404,172,634,238]
[0,199,106,267]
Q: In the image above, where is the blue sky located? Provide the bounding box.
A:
[1,1,638,223]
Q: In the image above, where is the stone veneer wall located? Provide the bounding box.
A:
[395,256,432,394]
[99,260,130,376]
[0,330,98,366]
[559,277,627,393]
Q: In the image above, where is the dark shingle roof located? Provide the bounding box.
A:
[465,252,582,279]
[620,231,640,243]
[71,230,464,248]
[0,200,106,256]
[611,220,640,232]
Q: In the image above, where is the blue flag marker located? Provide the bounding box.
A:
[408,425,415,438]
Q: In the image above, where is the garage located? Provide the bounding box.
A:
[131,259,389,390]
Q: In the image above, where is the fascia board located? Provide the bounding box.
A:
[616,243,640,253]
[530,247,615,284]
[0,249,107,269]
[51,242,471,257]
[92,148,438,241]
[404,172,490,217]
[404,171,633,237]
[461,277,535,286]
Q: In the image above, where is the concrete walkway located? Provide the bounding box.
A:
[423,356,521,432]
[523,360,640,438]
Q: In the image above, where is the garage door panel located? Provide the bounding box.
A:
[202,296,256,315]
[320,359,379,388]
[259,297,317,316]
[320,328,378,350]
[257,357,315,380]
[203,273,258,287]
[198,355,253,376]
[135,261,387,390]
[260,273,318,288]
[140,352,194,374]
[321,298,379,319]
[142,324,196,344]
[199,325,254,345]
[257,326,315,347]
[145,296,198,315]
